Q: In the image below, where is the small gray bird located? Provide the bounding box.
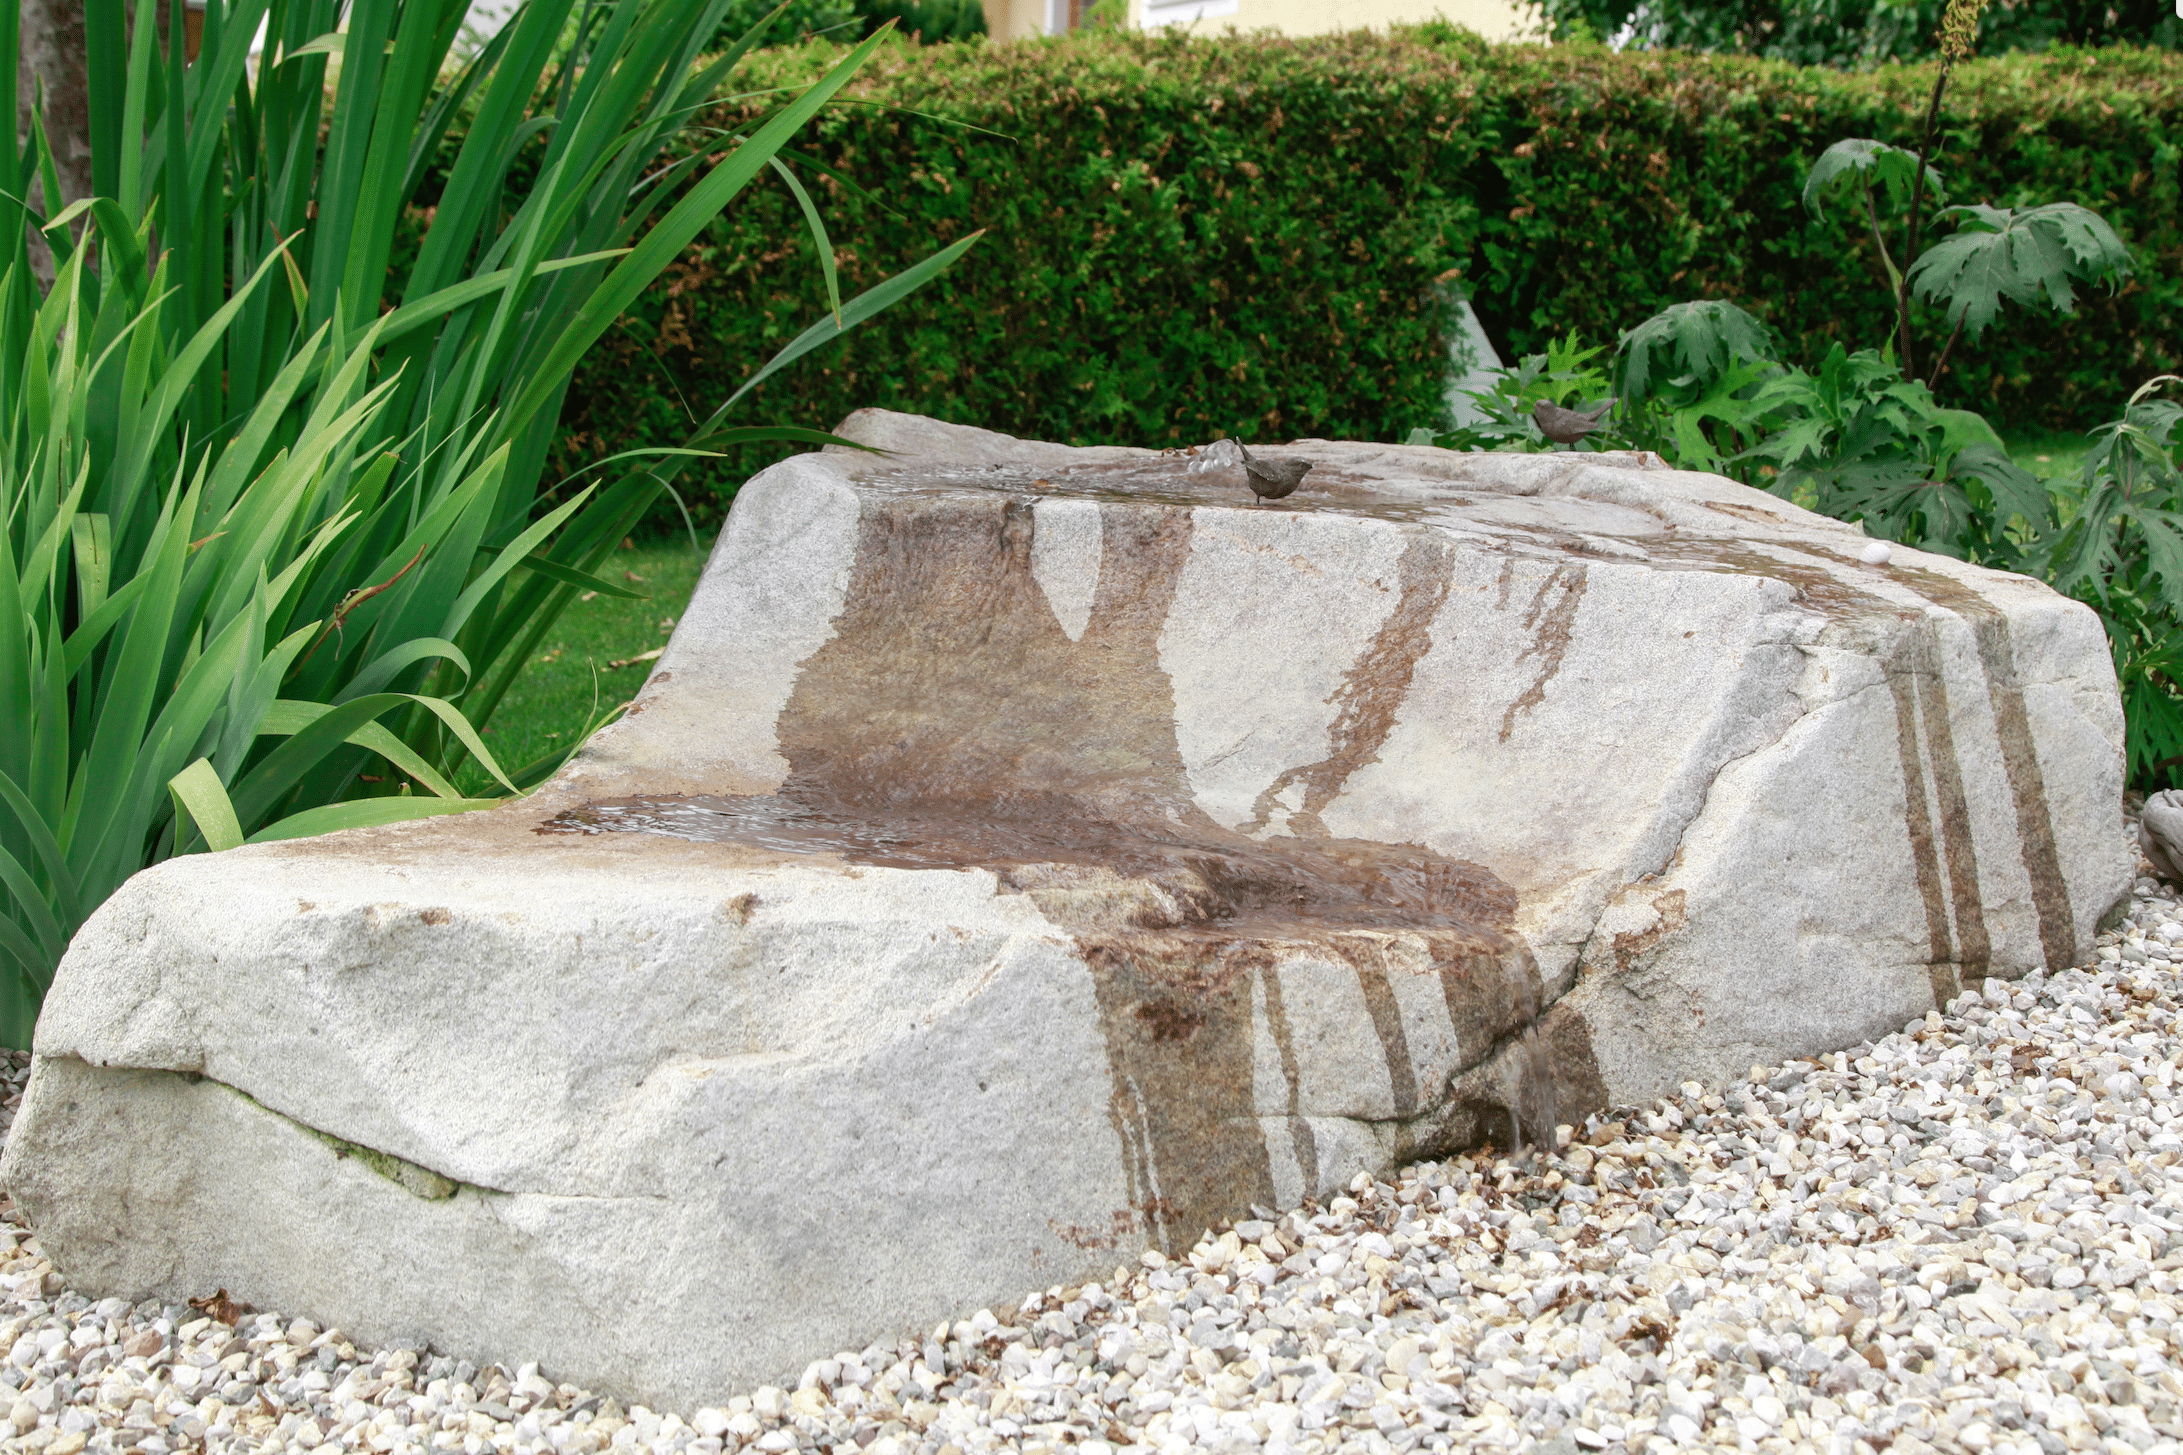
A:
[1237,441,1313,504]
[1533,398,1615,447]
[2143,789,2183,884]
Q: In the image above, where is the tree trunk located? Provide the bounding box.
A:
[17,0,94,287]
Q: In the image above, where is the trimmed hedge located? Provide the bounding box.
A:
[541,28,2183,522]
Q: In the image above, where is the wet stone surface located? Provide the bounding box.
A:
[537,794,1517,940]
[6,809,2183,1455]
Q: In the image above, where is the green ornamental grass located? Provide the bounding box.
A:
[0,0,976,1045]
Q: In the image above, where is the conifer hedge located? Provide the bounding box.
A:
[523,27,2181,521]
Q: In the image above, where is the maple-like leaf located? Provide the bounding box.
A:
[1801,138,1946,218]
[1617,299,1779,407]
[1907,202,2133,341]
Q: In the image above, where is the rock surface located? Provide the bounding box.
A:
[1,411,2132,1406]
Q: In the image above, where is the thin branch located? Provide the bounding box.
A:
[1926,316,1966,391]
[1899,58,1954,380]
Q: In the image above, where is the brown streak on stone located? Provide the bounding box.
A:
[1834,553,2078,974]
[1969,613,2075,973]
[1081,937,1271,1251]
[1885,644,1957,992]
[1352,953,1420,1117]
[1535,1003,1609,1130]
[1258,965,1319,1199]
[1912,637,1990,986]
[1244,533,1454,835]
[1497,564,1588,743]
[1437,950,1545,1066]
[1135,999,1205,1043]
[1701,500,1785,524]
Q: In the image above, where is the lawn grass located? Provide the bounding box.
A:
[2002,425,2098,482]
[467,533,715,793]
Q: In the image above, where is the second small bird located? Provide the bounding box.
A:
[1238,441,1314,504]
[1532,399,1615,447]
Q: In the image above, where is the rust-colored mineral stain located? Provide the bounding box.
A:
[1497,562,1588,743]
[1352,955,1420,1117]
[1912,636,1991,982]
[541,487,1535,1249]
[1664,536,2070,994]
[1258,966,1320,1198]
[1886,647,1959,992]
[1803,546,2078,976]
[1610,890,1688,975]
[1884,562,2076,974]
[1244,533,1454,837]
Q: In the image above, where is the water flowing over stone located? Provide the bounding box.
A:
[0,410,2131,1406]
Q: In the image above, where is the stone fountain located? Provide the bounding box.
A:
[1,410,2131,1405]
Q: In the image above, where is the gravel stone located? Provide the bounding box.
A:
[8,811,2183,1453]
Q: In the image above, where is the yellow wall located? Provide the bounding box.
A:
[981,0,1532,43]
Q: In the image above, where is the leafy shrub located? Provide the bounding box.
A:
[1581,0,2133,555]
[544,29,2183,524]
[710,0,862,47]
[1538,0,2178,65]
[2044,379,2183,787]
[855,0,989,42]
[707,0,984,50]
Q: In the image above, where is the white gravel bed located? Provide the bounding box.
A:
[8,840,2183,1455]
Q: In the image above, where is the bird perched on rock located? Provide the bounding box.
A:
[2143,790,2183,884]
[1533,399,1615,447]
[1237,441,1313,504]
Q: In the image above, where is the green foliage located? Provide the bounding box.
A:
[707,0,983,51]
[710,0,861,48]
[1431,334,1620,453]
[0,0,962,1044]
[1576,299,1778,474]
[1908,201,2134,340]
[2040,379,2183,786]
[1801,138,1945,216]
[1590,5,2133,573]
[855,0,989,42]
[1617,300,1782,407]
[1744,344,2047,553]
[543,32,2183,521]
[1537,0,2178,65]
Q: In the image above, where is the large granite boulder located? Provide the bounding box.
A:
[3,411,2130,1405]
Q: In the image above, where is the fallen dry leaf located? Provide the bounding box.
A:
[188,1288,246,1324]
[606,647,664,670]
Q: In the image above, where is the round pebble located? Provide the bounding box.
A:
[3,808,2183,1454]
